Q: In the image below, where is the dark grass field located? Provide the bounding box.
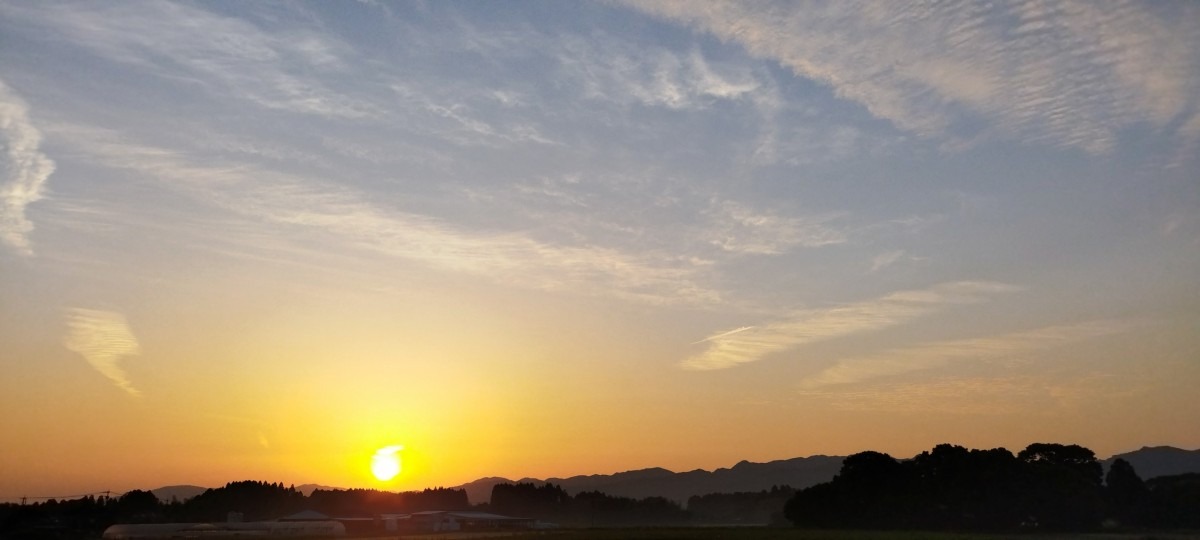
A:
[397,528,1200,540]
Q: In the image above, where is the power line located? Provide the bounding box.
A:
[3,491,118,504]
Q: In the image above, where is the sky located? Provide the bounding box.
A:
[1,0,1198,500]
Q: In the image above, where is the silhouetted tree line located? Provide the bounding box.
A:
[0,494,117,539]
[4,447,1197,538]
[487,482,689,526]
[184,481,306,522]
[307,486,468,516]
[688,485,795,525]
[785,442,1200,532]
[0,481,469,539]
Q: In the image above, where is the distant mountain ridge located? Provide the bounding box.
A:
[453,446,1200,505]
[149,485,207,502]
[145,446,1200,505]
[149,483,339,502]
[1104,446,1200,480]
[294,484,342,496]
[452,455,846,504]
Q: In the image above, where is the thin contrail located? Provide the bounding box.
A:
[691,326,755,345]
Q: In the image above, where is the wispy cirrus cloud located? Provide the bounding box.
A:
[0,79,55,256]
[63,308,142,397]
[628,0,1200,154]
[799,319,1142,389]
[683,281,1020,370]
[556,35,761,111]
[389,84,560,148]
[49,124,721,306]
[799,373,1147,415]
[1,1,371,118]
[706,200,846,255]
[868,249,907,273]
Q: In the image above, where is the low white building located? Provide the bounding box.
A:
[102,520,346,538]
[377,510,535,533]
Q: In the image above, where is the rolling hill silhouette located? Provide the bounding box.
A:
[145,446,1200,505]
[453,456,845,504]
[149,485,207,502]
[149,483,338,502]
[1104,446,1200,479]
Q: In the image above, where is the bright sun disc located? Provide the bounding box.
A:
[371,445,403,481]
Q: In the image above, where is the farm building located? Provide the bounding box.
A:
[102,519,346,538]
[102,509,535,538]
[381,510,536,533]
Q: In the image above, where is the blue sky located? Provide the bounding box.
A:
[1,1,1198,494]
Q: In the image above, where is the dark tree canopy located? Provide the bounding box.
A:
[3,448,1197,538]
[1015,443,1104,529]
[1105,457,1149,526]
[1018,443,1103,486]
[688,485,794,525]
[307,486,469,516]
[1144,473,1200,528]
[784,442,1178,532]
[184,481,306,522]
[488,482,687,526]
[114,490,160,519]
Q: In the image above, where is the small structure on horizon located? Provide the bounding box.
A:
[102,509,535,538]
[381,510,535,533]
[102,519,346,538]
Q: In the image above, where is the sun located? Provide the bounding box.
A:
[370,445,403,481]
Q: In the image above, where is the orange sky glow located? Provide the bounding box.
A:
[1,0,1199,501]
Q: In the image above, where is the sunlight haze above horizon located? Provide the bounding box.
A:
[1,0,1198,499]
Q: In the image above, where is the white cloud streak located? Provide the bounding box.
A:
[3,2,371,118]
[869,249,906,273]
[691,325,754,345]
[706,200,846,255]
[50,124,721,306]
[557,36,761,111]
[63,308,142,397]
[683,281,1020,370]
[0,79,55,256]
[799,373,1143,415]
[628,0,1200,153]
[390,84,560,148]
[799,319,1140,389]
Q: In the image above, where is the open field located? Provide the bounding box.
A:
[394,529,1200,540]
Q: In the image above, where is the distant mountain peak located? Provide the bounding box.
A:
[1104,446,1200,480]
[294,483,342,496]
[149,485,208,502]
[1136,445,1186,452]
